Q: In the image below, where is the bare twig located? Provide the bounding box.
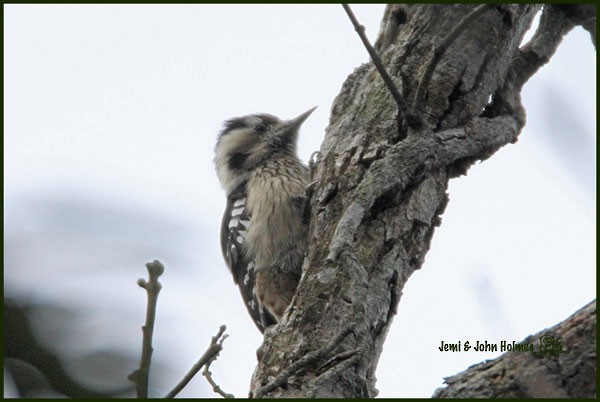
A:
[165,325,230,398]
[128,260,165,398]
[342,4,419,131]
[317,347,361,374]
[203,352,234,398]
[413,4,496,109]
[252,326,354,398]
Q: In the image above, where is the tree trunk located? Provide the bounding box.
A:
[249,4,596,398]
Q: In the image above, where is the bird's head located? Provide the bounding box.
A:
[214,107,316,193]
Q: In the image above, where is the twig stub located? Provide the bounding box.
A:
[129,259,165,398]
[146,259,165,278]
[165,325,232,398]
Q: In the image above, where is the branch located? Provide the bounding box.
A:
[327,114,519,262]
[485,5,582,125]
[128,260,164,398]
[556,4,596,49]
[413,4,496,109]
[165,325,230,398]
[513,5,578,90]
[433,300,596,398]
[342,4,420,132]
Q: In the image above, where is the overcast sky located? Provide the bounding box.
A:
[4,4,596,398]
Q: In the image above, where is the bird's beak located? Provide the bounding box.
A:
[287,106,317,130]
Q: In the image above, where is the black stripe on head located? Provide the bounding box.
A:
[220,117,248,137]
[228,152,249,171]
[220,114,278,138]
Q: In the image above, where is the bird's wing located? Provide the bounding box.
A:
[220,182,276,333]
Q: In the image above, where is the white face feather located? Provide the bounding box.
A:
[214,127,253,193]
[214,114,283,194]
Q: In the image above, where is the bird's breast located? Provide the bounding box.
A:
[245,160,309,268]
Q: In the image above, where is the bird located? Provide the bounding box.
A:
[214,107,316,333]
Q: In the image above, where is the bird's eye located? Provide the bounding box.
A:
[254,124,267,134]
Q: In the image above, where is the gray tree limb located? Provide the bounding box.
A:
[433,300,596,398]
[249,4,595,398]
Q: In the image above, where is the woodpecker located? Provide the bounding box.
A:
[214,107,316,333]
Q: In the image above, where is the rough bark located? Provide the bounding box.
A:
[249,4,596,398]
[433,300,596,398]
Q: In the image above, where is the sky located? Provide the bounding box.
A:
[4,4,596,398]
